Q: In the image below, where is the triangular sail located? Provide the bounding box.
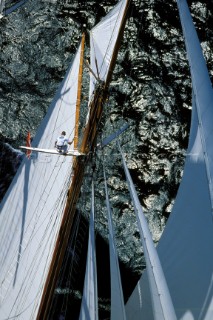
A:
[79,180,98,320]
[89,0,129,102]
[177,0,213,204]
[81,0,130,152]
[126,1,213,319]
[0,40,83,319]
[103,164,126,320]
[117,141,176,320]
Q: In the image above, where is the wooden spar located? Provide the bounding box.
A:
[95,57,100,80]
[85,59,100,81]
[36,2,130,319]
[74,33,85,149]
[36,155,87,320]
[81,0,131,153]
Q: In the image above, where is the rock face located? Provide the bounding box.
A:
[0,0,212,318]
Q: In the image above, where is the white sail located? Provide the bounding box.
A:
[79,180,98,320]
[118,141,176,320]
[89,0,129,102]
[0,41,83,319]
[103,164,127,320]
[126,1,213,319]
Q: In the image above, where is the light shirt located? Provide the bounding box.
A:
[56,135,68,146]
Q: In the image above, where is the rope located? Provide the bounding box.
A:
[54,162,95,318]
[91,0,127,81]
[0,156,73,311]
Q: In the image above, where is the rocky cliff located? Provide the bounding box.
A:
[0,0,212,318]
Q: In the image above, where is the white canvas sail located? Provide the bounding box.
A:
[0,40,83,319]
[79,180,98,320]
[103,164,127,320]
[88,0,129,102]
[126,1,213,319]
[118,141,176,320]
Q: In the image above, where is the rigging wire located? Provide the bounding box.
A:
[0,155,73,309]
[0,27,89,318]
[52,159,96,319]
[0,1,133,318]
[90,0,127,81]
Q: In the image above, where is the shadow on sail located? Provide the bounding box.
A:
[0,37,84,319]
[13,160,31,286]
[0,0,130,319]
[2,0,212,319]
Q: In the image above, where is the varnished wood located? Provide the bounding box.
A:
[74,34,85,149]
[36,2,130,318]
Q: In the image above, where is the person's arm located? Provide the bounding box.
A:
[68,138,74,145]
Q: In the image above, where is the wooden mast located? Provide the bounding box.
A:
[36,34,86,320]
[74,33,85,149]
[36,2,130,319]
[80,0,130,153]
